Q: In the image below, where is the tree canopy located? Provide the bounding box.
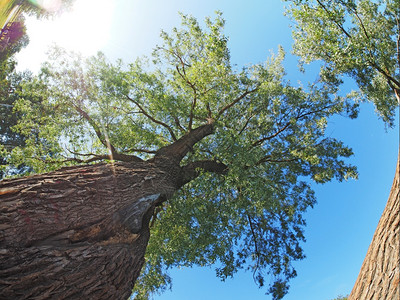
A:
[286,1,399,299]
[285,0,400,125]
[2,13,360,299]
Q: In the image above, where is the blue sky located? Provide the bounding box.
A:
[16,1,399,299]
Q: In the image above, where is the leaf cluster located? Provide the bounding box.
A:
[286,0,400,126]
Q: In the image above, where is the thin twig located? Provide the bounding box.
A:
[316,0,352,38]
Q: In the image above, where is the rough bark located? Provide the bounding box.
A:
[0,120,228,300]
[0,160,180,300]
[348,149,400,300]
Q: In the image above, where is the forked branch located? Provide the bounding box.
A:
[155,121,215,163]
[126,95,177,141]
[216,88,258,118]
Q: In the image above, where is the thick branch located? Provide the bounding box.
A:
[179,160,227,186]
[65,149,143,164]
[155,121,214,163]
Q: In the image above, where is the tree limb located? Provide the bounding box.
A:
[72,104,113,151]
[65,148,143,163]
[155,121,215,163]
[316,0,400,89]
[254,156,297,166]
[216,88,258,119]
[247,214,262,285]
[125,95,177,141]
[122,147,157,154]
[315,0,352,38]
[172,115,186,133]
[180,159,227,186]
[175,65,198,131]
[251,121,292,148]
[69,105,143,162]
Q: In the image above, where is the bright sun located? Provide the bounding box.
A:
[16,0,114,71]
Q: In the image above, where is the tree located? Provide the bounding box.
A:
[285,0,400,298]
[1,14,358,300]
[331,296,348,300]
[0,0,73,178]
[0,63,33,178]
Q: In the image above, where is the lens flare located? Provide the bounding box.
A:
[16,0,114,71]
[28,0,62,12]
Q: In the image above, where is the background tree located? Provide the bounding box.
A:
[1,14,358,300]
[331,296,348,300]
[0,63,32,178]
[0,0,73,178]
[285,0,399,298]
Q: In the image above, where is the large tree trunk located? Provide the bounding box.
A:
[0,121,222,299]
[0,160,180,299]
[348,149,400,300]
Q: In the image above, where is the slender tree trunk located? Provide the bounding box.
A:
[0,161,180,300]
[348,149,400,300]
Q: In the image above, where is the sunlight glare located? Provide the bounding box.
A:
[16,0,114,71]
[29,0,63,12]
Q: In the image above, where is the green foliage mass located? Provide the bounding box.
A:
[0,59,33,178]
[0,0,74,178]
[330,295,348,300]
[285,0,400,126]
[5,13,359,300]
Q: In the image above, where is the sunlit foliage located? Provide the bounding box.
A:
[286,0,400,125]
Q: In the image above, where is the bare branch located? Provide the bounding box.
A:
[172,115,186,133]
[175,65,198,131]
[316,0,352,38]
[216,88,258,119]
[72,104,113,151]
[251,121,292,148]
[247,214,262,285]
[122,147,157,154]
[65,148,143,163]
[125,95,177,141]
